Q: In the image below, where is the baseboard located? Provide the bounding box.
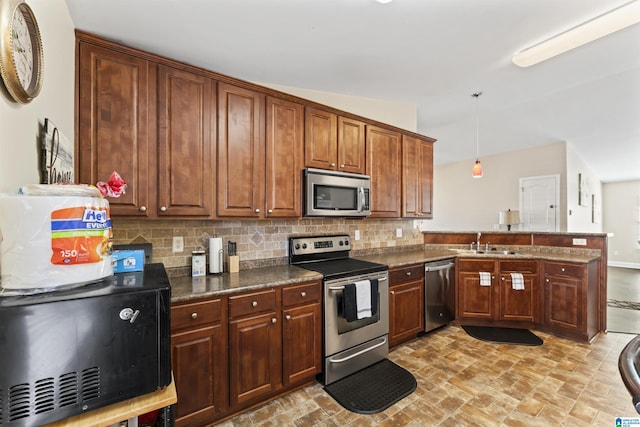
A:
[608,261,640,269]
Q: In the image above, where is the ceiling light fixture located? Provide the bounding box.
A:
[471,92,483,179]
[376,0,393,4]
[512,0,640,67]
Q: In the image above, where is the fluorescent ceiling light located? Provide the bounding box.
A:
[376,0,393,4]
[512,0,640,67]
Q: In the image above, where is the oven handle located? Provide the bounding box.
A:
[328,277,386,291]
[328,337,388,363]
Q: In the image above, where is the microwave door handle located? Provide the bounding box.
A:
[359,187,365,212]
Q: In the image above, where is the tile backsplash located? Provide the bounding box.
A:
[112,218,424,275]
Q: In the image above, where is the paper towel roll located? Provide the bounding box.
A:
[0,194,114,291]
[209,237,223,274]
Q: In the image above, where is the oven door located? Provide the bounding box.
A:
[324,270,389,357]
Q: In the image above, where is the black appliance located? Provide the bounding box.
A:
[0,263,171,427]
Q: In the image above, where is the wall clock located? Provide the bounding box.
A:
[0,0,43,104]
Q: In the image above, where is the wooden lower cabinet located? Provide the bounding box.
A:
[542,260,599,341]
[388,264,425,347]
[171,299,227,427]
[457,258,538,325]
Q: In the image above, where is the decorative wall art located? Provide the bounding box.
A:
[578,173,590,207]
[41,118,74,184]
[592,193,601,224]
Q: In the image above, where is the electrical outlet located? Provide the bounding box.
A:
[572,238,587,246]
[354,230,361,241]
[396,228,403,238]
[172,236,184,253]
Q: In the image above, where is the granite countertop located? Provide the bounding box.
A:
[170,246,601,303]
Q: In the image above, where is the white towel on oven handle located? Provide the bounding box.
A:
[510,272,525,290]
[354,279,372,319]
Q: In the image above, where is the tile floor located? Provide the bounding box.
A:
[215,266,640,426]
[217,327,638,426]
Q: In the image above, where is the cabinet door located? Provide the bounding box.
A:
[458,271,494,319]
[282,303,322,385]
[402,135,433,218]
[229,312,281,406]
[157,65,215,217]
[77,42,152,217]
[217,83,265,217]
[389,281,424,347]
[172,325,226,426]
[544,274,583,332]
[265,97,303,218]
[304,107,338,170]
[337,117,366,174]
[499,273,536,322]
[366,125,402,218]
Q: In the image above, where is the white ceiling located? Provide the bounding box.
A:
[64,0,640,182]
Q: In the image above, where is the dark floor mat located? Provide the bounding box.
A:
[462,325,543,346]
[323,359,416,414]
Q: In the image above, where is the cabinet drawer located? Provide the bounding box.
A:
[457,259,496,272]
[171,299,222,331]
[544,262,584,278]
[389,264,424,284]
[282,281,321,308]
[500,260,537,274]
[229,289,277,318]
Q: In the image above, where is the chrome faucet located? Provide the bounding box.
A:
[477,232,482,250]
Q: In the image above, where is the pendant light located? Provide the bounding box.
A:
[471,92,484,178]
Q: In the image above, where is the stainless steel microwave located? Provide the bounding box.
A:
[304,168,371,217]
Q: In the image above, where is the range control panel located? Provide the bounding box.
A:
[289,235,351,256]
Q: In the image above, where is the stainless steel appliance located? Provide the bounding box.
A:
[303,168,371,217]
[289,235,388,385]
[0,263,171,427]
[424,259,455,332]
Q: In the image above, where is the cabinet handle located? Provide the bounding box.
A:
[271,318,277,324]
[390,290,395,295]
[546,278,550,282]
[255,208,261,213]
[285,314,291,320]
[300,291,307,297]
[501,277,505,281]
[252,301,258,307]
[139,206,147,212]
[330,162,336,167]
[160,206,167,212]
[406,271,412,276]
[191,312,198,319]
[268,209,273,213]
[561,268,565,272]
[340,164,345,168]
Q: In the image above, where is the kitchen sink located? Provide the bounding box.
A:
[450,249,526,256]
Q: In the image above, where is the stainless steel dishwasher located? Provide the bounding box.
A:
[424,259,455,332]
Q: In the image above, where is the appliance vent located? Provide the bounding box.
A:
[58,372,78,407]
[82,367,101,401]
[34,377,55,414]
[8,383,31,421]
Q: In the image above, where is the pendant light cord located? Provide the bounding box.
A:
[473,92,482,160]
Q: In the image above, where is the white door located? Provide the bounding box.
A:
[519,175,560,231]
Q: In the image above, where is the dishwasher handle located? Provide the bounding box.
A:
[425,262,455,272]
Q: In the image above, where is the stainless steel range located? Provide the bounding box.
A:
[289,235,389,385]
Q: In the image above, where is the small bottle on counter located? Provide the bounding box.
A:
[192,250,206,277]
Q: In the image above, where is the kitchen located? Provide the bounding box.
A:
[1,0,640,426]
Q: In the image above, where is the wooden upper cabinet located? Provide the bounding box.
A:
[337,116,366,174]
[217,82,265,217]
[77,42,153,217]
[265,96,304,218]
[366,125,402,218]
[402,135,434,218]
[304,107,366,174]
[157,65,215,217]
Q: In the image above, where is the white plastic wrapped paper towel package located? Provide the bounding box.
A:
[0,189,114,292]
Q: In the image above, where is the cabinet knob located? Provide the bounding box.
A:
[139,206,147,212]
[546,278,550,282]
[340,164,345,168]
[285,314,291,320]
[191,312,198,319]
[501,277,505,281]
[252,301,258,307]
[268,209,273,213]
[561,268,565,272]
[330,162,336,167]
[390,290,395,295]
[300,291,307,297]
[255,208,261,213]
[271,318,277,324]
[406,271,412,276]
[160,206,167,212]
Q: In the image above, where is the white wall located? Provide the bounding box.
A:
[565,142,603,233]
[426,142,567,231]
[0,0,75,194]
[258,82,417,133]
[604,180,640,267]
